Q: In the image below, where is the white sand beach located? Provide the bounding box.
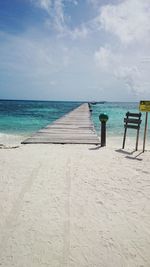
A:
[0,134,150,267]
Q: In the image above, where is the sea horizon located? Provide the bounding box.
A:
[0,98,139,103]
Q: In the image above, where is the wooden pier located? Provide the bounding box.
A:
[22,103,100,145]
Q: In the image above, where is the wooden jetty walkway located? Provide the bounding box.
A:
[22,103,100,145]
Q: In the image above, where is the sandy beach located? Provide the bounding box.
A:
[1,0,150,265]
[0,134,150,267]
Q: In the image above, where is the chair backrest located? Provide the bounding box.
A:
[122,112,142,150]
[124,112,142,130]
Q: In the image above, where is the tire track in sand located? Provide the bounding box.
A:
[0,162,42,256]
[62,156,72,267]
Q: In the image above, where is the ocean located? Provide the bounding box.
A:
[0,100,149,139]
[0,100,81,136]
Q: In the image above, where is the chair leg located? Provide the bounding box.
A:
[135,128,140,151]
[122,127,127,149]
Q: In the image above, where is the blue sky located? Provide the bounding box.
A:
[0,0,150,101]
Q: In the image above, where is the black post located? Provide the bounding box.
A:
[99,113,109,147]
[101,121,106,146]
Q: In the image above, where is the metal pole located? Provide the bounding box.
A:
[101,121,106,146]
[143,112,148,153]
[99,113,108,147]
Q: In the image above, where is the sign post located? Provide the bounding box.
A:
[143,112,148,153]
[139,101,150,152]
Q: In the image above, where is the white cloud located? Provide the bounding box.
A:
[0,31,105,100]
[99,0,150,44]
[40,0,52,11]
[87,0,106,8]
[93,0,150,98]
[94,44,150,98]
[31,0,66,33]
[95,46,116,69]
[68,0,78,6]
[87,0,98,7]
[70,25,88,39]
[31,0,90,38]
[31,0,52,13]
[53,0,66,33]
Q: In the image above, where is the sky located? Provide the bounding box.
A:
[0,0,150,101]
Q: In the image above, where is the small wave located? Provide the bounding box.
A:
[0,132,26,146]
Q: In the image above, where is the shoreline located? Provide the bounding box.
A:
[0,132,27,146]
[0,131,150,151]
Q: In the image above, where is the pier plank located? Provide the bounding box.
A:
[22,103,100,145]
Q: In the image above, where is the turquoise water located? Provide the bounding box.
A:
[0,100,149,139]
[0,100,81,135]
[91,102,150,139]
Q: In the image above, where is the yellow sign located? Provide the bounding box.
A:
[139,101,150,112]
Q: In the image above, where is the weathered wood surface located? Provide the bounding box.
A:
[22,103,100,144]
